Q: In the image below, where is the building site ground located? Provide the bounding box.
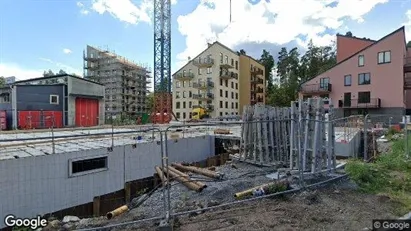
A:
[38,131,411,231]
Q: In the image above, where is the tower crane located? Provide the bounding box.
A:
[151,0,174,124]
[151,0,234,124]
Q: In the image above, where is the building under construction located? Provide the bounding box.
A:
[83,45,151,119]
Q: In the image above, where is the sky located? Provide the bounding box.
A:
[0,0,411,89]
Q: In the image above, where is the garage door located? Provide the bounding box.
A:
[75,97,99,127]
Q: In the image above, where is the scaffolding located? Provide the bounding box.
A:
[83,45,152,118]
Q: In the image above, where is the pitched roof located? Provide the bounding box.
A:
[300,26,406,87]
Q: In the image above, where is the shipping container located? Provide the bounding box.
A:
[18,111,63,129]
[75,97,99,127]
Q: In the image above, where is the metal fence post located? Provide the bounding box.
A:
[404,115,409,159]
[363,114,369,161]
[51,114,55,154]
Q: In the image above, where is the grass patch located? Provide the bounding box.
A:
[345,135,411,215]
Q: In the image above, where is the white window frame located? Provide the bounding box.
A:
[50,95,59,105]
[358,55,364,66]
[378,51,391,64]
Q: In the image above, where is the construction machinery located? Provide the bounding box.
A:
[192,106,211,120]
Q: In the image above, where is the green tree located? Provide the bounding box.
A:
[237,49,247,55]
[259,49,275,94]
[0,76,5,87]
[407,41,411,48]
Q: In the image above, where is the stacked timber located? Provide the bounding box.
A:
[289,98,336,174]
[240,98,337,174]
[240,104,291,166]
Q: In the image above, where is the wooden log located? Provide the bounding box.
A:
[172,163,223,179]
[163,167,203,192]
[234,179,290,199]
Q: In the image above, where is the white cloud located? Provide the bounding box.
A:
[0,63,43,80]
[85,0,178,24]
[39,58,82,76]
[76,1,90,15]
[175,0,388,68]
[404,9,411,41]
[63,48,72,54]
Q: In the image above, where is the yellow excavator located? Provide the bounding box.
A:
[191,106,210,120]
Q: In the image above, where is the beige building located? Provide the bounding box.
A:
[172,42,266,119]
[239,55,265,114]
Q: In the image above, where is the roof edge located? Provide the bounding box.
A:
[14,74,104,86]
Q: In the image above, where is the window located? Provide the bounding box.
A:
[231,59,234,66]
[358,55,364,67]
[220,112,223,116]
[189,102,192,108]
[235,61,238,70]
[183,112,186,119]
[207,67,212,74]
[50,95,59,104]
[344,75,352,86]
[231,82,234,88]
[225,101,228,108]
[198,68,202,75]
[358,73,371,85]
[225,55,228,64]
[220,79,223,85]
[176,112,180,119]
[231,102,234,109]
[176,102,180,108]
[70,156,108,176]
[319,78,329,89]
[225,91,228,97]
[176,91,180,98]
[189,91,192,97]
[220,101,223,108]
[358,91,371,104]
[225,80,228,87]
[231,92,234,99]
[220,53,223,63]
[378,51,391,64]
[175,81,181,88]
[220,89,223,97]
[183,91,186,98]
[183,102,186,108]
[235,102,238,109]
[183,70,186,76]
[236,93,238,99]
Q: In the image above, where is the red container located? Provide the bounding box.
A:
[18,111,63,129]
[0,110,6,118]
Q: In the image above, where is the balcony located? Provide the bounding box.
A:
[405,57,411,73]
[338,98,381,109]
[174,72,195,81]
[300,83,332,94]
[220,61,233,69]
[251,96,264,103]
[251,68,263,75]
[220,71,238,80]
[251,78,264,85]
[193,57,214,68]
[192,81,215,89]
[193,93,214,101]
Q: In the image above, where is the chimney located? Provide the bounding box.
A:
[207,43,212,47]
[188,56,191,61]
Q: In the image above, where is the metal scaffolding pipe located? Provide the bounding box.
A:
[172,163,223,179]
[106,205,129,219]
[155,166,168,186]
[163,167,203,192]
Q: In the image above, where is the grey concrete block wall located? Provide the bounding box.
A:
[0,135,215,228]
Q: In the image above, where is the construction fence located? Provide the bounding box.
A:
[1,106,409,230]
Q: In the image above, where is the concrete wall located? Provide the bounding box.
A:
[0,136,215,228]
